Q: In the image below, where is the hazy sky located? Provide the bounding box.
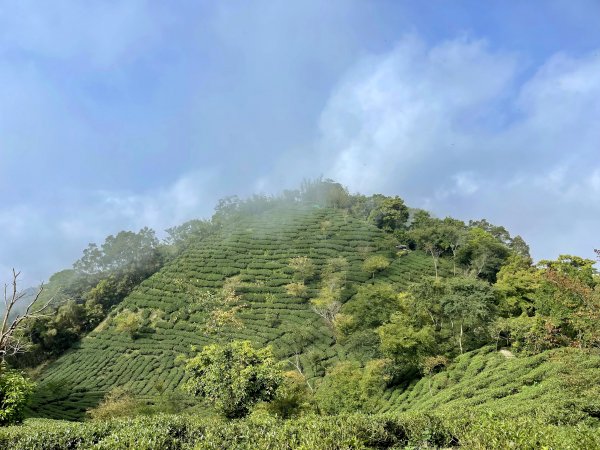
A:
[1,0,600,285]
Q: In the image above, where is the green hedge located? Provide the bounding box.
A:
[1,413,597,449]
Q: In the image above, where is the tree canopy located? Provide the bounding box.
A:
[184,341,283,418]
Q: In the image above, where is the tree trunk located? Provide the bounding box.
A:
[430,250,439,281]
[451,248,457,276]
[459,321,464,354]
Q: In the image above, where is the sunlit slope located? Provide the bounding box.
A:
[381,346,600,424]
[28,206,443,420]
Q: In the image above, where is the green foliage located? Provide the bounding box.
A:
[408,224,449,279]
[13,227,166,370]
[441,276,496,353]
[342,283,400,332]
[164,219,216,256]
[9,184,600,445]
[299,178,351,209]
[284,282,308,298]
[25,195,574,434]
[378,315,436,369]
[87,387,145,421]
[390,276,496,360]
[288,256,316,283]
[494,254,540,316]
[322,256,349,279]
[420,355,449,376]
[0,412,597,450]
[0,368,35,426]
[310,291,341,328]
[114,310,143,339]
[493,254,600,352]
[267,371,314,418]
[74,227,162,276]
[33,205,426,419]
[391,346,600,429]
[184,341,283,418]
[314,360,390,414]
[405,276,446,328]
[362,255,390,279]
[457,227,511,282]
[368,195,409,231]
[492,314,565,353]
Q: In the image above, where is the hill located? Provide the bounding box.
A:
[28,205,447,419]
[3,181,596,449]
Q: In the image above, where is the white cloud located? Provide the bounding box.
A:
[66,169,222,240]
[0,0,166,69]
[317,36,517,194]
[317,36,600,261]
[0,170,221,285]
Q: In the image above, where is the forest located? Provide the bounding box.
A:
[0,179,599,449]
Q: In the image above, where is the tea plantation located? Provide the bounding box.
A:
[5,347,600,449]
[383,345,600,425]
[27,206,445,420]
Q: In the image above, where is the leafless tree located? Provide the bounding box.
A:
[287,353,314,393]
[0,269,53,362]
[311,301,341,327]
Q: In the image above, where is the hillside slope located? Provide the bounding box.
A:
[12,347,600,449]
[382,345,600,425]
[29,206,445,419]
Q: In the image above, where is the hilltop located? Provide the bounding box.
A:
[28,204,448,419]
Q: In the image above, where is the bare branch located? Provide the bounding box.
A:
[0,270,53,362]
[287,353,314,393]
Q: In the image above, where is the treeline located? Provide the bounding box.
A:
[10,222,216,368]
[292,257,599,415]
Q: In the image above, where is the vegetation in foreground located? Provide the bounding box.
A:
[1,411,599,450]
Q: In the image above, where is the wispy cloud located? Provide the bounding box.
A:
[0,0,168,69]
[316,36,600,260]
[0,170,221,285]
[1,2,599,285]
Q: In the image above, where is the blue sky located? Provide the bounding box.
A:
[1,0,600,285]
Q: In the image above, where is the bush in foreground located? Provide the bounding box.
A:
[0,368,35,426]
[0,413,598,449]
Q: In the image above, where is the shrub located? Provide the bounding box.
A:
[0,368,35,426]
[362,255,390,279]
[113,311,143,339]
[87,387,146,421]
[184,340,283,418]
[284,282,308,299]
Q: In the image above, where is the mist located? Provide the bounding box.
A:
[1,1,600,286]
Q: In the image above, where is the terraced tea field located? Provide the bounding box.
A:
[380,345,600,425]
[28,206,445,420]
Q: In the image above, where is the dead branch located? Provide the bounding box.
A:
[0,269,54,362]
[287,352,314,393]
